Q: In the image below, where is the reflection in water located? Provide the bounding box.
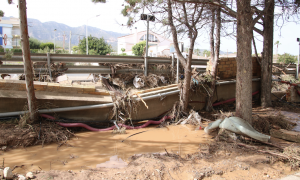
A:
[96,155,127,169]
[1,125,212,173]
[280,111,300,132]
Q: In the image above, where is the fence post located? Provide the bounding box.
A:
[47,53,52,81]
[144,56,148,76]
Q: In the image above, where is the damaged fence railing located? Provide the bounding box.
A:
[0,53,208,79]
[0,89,180,118]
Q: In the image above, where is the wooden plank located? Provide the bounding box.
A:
[136,84,178,94]
[270,129,300,143]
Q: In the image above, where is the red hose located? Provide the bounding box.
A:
[212,91,260,106]
[276,80,300,96]
[40,114,171,132]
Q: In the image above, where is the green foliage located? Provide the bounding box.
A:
[11,49,22,53]
[132,41,146,56]
[119,53,127,56]
[40,42,54,50]
[121,48,125,52]
[56,49,69,54]
[91,0,106,3]
[278,53,297,64]
[72,46,79,54]
[29,38,41,49]
[78,36,112,55]
[194,49,201,56]
[0,10,4,17]
[30,49,39,53]
[4,49,13,60]
[37,47,53,54]
[203,50,210,57]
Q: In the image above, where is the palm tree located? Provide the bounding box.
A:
[274,41,281,62]
[274,41,281,55]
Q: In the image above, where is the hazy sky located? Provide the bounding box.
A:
[1,0,299,55]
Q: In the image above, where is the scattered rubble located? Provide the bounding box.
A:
[26,171,34,179]
[3,167,13,179]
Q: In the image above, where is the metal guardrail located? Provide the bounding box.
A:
[0,53,208,77]
[272,63,297,77]
[0,53,209,65]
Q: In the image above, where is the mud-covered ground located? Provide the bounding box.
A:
[27,142,300,180]
[1,102,300,179]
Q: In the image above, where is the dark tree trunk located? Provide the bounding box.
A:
[261,0,274,107]
[19,0,38,122]
[235,0,253,124]
[167,0,196,113]
[206,4,220,111]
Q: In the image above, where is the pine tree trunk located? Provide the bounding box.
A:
[235,0,253,124]
[261,0,274,107]
[19,0,38,122]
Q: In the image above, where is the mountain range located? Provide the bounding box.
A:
[27,18,126,51]
[25,18,232,55]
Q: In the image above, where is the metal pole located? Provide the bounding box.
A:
[145,15,150,76]
[18,0,38,121]
[86,22,88,55]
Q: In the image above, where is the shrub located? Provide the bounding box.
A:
[278,53,297,64]
[40,42,54,50]
[29,38,41,49]
[11,49,22,53]
[30,49,39,53]
[132,41,146,56]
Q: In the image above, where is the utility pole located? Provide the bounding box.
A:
[54,29,56,53]
[69,31,71,53]
[18,0,38,122]
[63,31,65,50]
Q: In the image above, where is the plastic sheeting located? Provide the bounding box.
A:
[133,75,145,88]
[204,116,270,142]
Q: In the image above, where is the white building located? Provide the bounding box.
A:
[0,17,21,49]
[117,30,172,57]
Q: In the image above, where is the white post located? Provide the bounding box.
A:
[86,22,88,55]
[54,29,56,53]
[69,31,71,54]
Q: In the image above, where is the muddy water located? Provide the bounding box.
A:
[1,125,212,174]
[280,111,300,132]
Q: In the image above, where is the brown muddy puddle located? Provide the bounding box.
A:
[1,124,212,174]
[280,111,300,132]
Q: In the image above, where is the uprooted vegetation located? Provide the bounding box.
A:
[0,118,75,151]
[252,112,296,134]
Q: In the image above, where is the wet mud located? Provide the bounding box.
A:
[1,124,212,174]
